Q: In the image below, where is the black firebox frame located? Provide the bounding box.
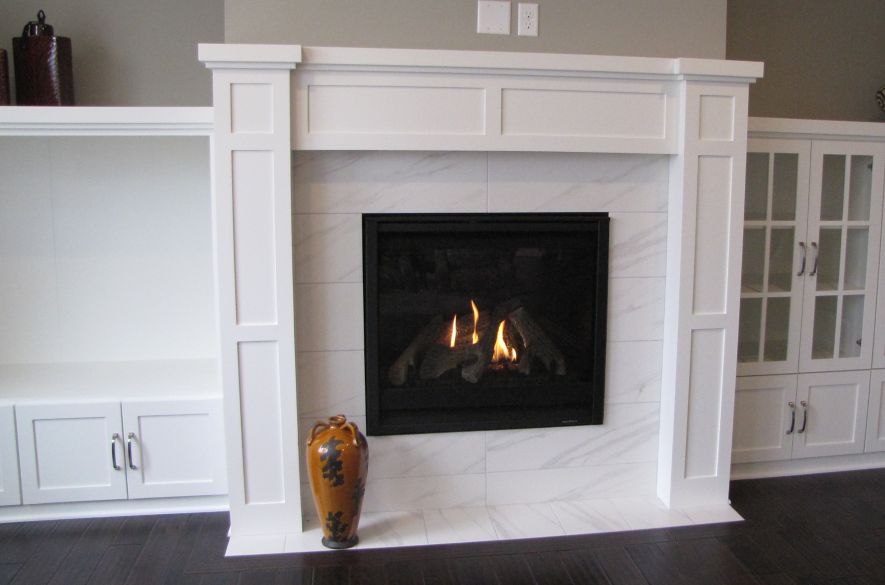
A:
[363,213,609,436]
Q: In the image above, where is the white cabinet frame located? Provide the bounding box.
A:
[866,370,885,452]
[0,405,21,506]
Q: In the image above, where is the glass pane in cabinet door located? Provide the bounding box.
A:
[820,154,846,220]
[812,295,838,359]
[848,156,873,221]
[745,153,769,221]
[772,153,799,221]
[739,297,762,362]
[815,228,842,291]
[839,295,864,358]
[742,228,766,293]
[843,227,869,290]
[768,227,795,292]
[764,297,790,362]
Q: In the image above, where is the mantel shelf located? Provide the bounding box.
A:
[0,106,213,137]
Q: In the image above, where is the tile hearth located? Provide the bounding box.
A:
[227,498,742,555]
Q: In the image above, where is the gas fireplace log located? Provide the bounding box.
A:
[388,315,445,386]
[508,307,567,376]
[419,344,471,380]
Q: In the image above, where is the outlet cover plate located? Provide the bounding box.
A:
[477,1,511,35]
[518,3,539,37]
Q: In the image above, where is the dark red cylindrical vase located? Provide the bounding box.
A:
[306,415,369,549]
[13,11,74,106]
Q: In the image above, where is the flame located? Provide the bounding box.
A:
[492,320,518,363]
[470,300,480,344]
[449,314,458,348]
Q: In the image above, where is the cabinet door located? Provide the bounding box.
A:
[866,370,885,452]
[15,402,127,504]
[738,140,810,376]
[121,398,227,499]
[0,405,21,506]
[792,371,870,459]
[799,142,885,372]
[732,375,797,463]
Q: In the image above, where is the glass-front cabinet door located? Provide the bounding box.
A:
[800,141,884,372]
[738,140,810,375]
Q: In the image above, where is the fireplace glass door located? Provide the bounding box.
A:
[363,213,609,435]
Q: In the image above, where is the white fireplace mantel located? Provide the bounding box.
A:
[199,43,762,550]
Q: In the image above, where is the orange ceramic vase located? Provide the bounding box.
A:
[306,415,369,549]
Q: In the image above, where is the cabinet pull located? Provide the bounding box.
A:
[798,400,808,434]
[797,242,806,276]
[809,242,819,276]
[786,401,796,434]
[126,432,138,470]
[111,433,121,471]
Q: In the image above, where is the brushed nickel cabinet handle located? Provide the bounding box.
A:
[786,401,796,435]
[809,242,819,276]
[126,432,138,470]
[111,433,121,471]
[797,242,806,276]
[798,400,808,434]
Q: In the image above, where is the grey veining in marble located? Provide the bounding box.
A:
[293,213,363,284]
[293,282,364,351]
[605,341,663,403]
[292,151,488,214]
[368,431,485,479]
[609,212,667,278]
[296,350,366,418]
[362,474,486,512]
[607,277,665,341]
[488,503,565,539]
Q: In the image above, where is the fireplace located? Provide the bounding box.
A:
[363,213,610,435]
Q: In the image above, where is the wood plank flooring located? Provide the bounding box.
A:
[2,468,885,584]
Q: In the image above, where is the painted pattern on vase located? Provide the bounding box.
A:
[306,415,369,549]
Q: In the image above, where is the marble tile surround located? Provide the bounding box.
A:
[292,151,669,516]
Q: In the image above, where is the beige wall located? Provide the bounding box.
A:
[727,0,885,122]
[0,0,223,106]
[225,0,726,59]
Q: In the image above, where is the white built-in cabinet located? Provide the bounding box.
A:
[14,398,226,505]
[0,107,226,514]
[735,119,885,470]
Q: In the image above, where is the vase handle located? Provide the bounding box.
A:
[307,421,330,446]
[342,422,363,445]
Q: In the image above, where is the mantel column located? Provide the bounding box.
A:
[200,44,303,538]
[659,78,751,507]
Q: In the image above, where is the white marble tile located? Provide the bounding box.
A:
[356,511,428,548]
[609,213,667,278]
[284,518,328,553]
[488,503,565,539]
[226,533,287,556]
[485,403,659,472]
[368,431,485,479]
[486,461,657,505]
[423,507,498,545]
[294,282,364,351]
[611,497,694,530]
[679,504,743,525]
[605,341,663,403]
[293,213,362,284]
[296,350,366,418]
[488,152,668,213]
[550,499,631,535]
[607,278,665,341]
[362,474,486,512]
[292,151,488,214]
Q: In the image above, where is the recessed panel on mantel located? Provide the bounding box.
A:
[307,85,485,135]
[501,89,666,139]
[693,156,733,315]
[231,84,274,134]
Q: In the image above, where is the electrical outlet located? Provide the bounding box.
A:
[518,3,539,37]
[477,1,511,35]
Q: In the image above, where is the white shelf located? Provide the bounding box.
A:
[0,359,220,403]
[0,107,213,136]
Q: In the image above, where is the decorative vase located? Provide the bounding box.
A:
[306,415,369,549]
[13,10,75,106]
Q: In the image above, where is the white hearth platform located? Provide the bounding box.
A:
[229,499,742,555]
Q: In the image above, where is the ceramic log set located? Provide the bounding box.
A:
[306,415,369,549]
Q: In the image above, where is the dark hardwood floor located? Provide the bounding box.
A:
[2,468,885,584]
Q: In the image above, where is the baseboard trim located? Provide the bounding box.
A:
[0,495,229,523]
[731,452,885,480]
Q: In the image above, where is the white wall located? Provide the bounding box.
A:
[226,0,726,59]
[292,150,667,513]
[0,0,223,105]
[0,137,216,364]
